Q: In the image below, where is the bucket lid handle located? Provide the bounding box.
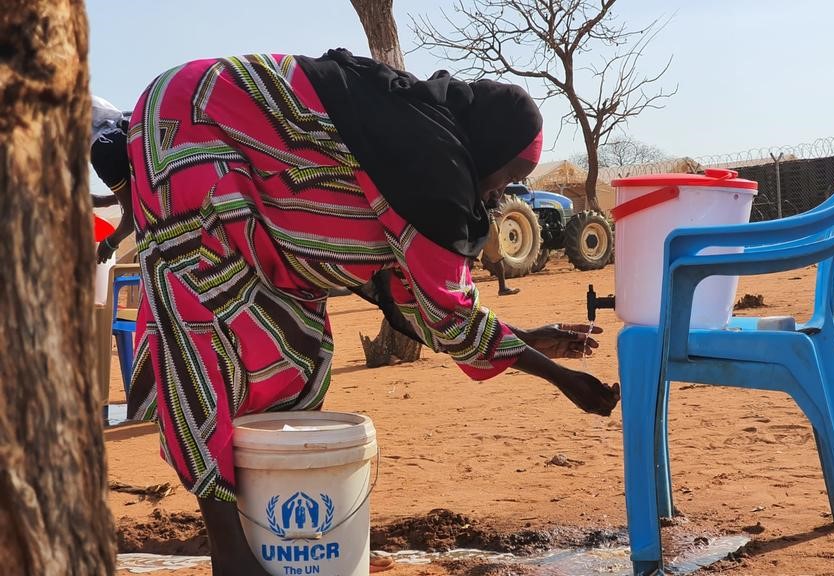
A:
[703,168,739,180]
[611,186,679,222]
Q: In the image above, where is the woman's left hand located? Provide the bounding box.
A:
[96,239,117,264]
[521,323,602,359]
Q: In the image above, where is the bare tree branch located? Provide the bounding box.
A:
[573,134,670,169]
[410,0,675,211]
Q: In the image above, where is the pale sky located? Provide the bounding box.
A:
[87,0,832,194]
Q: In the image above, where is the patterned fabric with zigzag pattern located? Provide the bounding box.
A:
[126,54,525,501]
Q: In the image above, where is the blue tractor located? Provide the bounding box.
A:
[483,182,613,278]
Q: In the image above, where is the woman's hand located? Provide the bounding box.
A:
[519,323,602,359]
[553,370,620,416]
[96,238,116,264]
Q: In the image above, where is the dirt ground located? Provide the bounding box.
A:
[106,256,834,576]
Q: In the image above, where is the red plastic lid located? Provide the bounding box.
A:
[93,214,116,242]
[611,168,758,190]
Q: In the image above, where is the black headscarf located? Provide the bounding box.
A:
[296,49,542,258]
[466,79,543,179]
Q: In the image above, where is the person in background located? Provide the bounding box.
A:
[126,50,619,576]
[481,205,521,296]
[480,139,542,297]
[90,95,134,263]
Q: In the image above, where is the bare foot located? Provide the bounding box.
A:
[499,287,520,296]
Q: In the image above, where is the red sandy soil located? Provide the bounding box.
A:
[107,257,834,576]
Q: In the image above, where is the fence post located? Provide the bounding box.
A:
[770,152,784,219]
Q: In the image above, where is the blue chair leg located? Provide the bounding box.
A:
[114,330,134,398]
[792,369,834,519]
[619,327,664,575]
[656,381,674,519]
[812,426,834,518]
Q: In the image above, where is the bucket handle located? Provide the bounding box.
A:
[611,186,679,222]
[238,446,380,541]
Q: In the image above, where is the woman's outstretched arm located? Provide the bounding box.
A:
[513,346,620,416]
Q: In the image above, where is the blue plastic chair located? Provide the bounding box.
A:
[110,269,140,397]
[618,194,834,575]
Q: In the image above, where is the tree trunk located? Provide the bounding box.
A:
[0,2,117,575]
[577,116,601,213]
[350,0,405,70]
[565,79,602,213]
[350,0,422,366]
[584,148,602,213]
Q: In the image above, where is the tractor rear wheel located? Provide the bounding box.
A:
[564,210,613,271]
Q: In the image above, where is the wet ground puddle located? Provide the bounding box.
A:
[117,535,747,574]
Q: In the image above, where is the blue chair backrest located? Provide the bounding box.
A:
[660,193,834,362]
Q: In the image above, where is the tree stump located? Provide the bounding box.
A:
[360,319,422,368]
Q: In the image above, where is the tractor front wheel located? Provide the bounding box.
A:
[483,196,542,279]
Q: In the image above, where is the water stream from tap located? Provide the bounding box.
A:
[581,320,595,370]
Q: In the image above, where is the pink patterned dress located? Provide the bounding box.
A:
[127,54,525,500]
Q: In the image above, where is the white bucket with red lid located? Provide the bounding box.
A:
[611,168,758,328]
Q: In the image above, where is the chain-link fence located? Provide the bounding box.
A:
[596,137,834,221]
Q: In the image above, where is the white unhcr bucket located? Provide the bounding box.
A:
[234,412,377,576]
[611,169,758,329]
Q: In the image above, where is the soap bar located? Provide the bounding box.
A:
[756,316,796,331]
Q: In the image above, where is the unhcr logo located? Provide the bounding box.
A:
[262,492,340,567]
[260,542,340,565]
[266,491,334,537]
